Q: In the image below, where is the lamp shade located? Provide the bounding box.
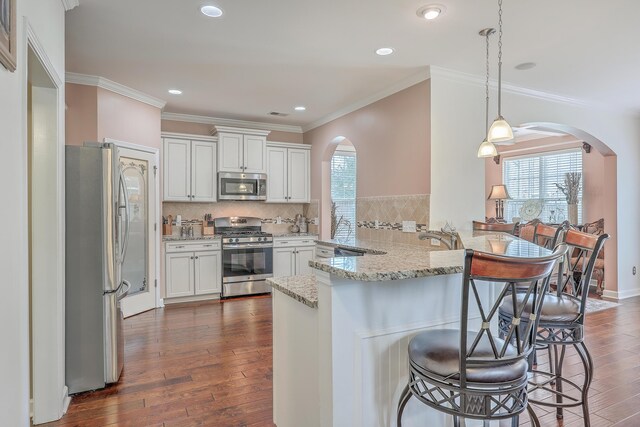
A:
[488,184,511,200]
[488,116,514,144]
[477,138,498,158]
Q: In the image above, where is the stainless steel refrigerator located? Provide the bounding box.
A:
[65,143,131,394]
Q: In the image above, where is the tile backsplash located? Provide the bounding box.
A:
[355,194,430,243]
[162,201,308,235]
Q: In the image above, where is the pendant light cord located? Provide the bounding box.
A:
[485,31,490,135]
[497,0,504,117]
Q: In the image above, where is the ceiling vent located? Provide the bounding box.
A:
[268,111,289,117]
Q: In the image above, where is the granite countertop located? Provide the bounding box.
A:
[272,233,319,238]
[162,235,221,242]
[267,275,318,308]
[310,230,551,282]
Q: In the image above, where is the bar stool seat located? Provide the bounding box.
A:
[409,329,528,383]
[500,294,581,323]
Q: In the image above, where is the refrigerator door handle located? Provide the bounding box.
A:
[118,280,131,301]
[118,169,131,263]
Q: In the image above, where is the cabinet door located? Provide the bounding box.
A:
[243,135,267,173]
[191,141,217,202]
[266,146,288,203]
[288,148,310,203]
[218,133,244,173]
[165,252,194,298]
[194,251,221,295]
[163,138,191,201]
[273,247,295,278]
[295,247,316,276]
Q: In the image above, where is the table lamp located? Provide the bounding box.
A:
[488,184,511,221]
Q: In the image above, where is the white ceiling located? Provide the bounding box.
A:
[65,0,640,129]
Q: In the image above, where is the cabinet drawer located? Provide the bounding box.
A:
[166,241,221,253]
[316,247,334,258]
[274,237,316,248]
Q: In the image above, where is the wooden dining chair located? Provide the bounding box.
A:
[473,220,519,235]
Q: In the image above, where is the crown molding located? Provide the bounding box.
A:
[61,0,79,11]
[302,68,431,133]
[161,131,218,143]
[428,66,635,114]
[161,112,303,134]
[65,72,166,109]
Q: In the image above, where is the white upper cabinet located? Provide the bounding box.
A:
[191,141,217,202]
[266,147,288,203]
[266,142,310,203]
[163,138,191,202]
[288,148,310,203]
[215,127,270,174]
[217,133,244,173]
[163,134,217,203]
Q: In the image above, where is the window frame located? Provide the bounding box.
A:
[501,148,583,224]
[330,146,357,240]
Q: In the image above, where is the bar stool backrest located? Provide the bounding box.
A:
[533,222,568,249]
[459,244,568,388]
[558,229,609,316]
[472,220,519,235]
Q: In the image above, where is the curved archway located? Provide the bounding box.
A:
[495,122,618,297]
[319,136,357,239]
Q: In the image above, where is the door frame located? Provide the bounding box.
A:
[104,138,163,310]
[23,19,69,424]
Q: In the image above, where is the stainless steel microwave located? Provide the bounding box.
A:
[218,172,267,201]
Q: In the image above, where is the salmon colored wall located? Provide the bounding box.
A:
[65,83,98,146]
[97,88,161,149]
[66,84,162,149]
[484,136,607,223]
[160,120,304,143]
[305,80,430,200]
[161,120,213,136]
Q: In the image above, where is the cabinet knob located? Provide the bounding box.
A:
[190,256,194,259]
[195,256,199,259]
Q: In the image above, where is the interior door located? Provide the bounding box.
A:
[119,147,158,317]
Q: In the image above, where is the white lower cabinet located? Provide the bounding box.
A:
[165,241,222,300]
[273,237,317,277]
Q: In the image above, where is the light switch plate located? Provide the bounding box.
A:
[402,220,416,233]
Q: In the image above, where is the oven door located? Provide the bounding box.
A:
[218,172,267,201]
[222,246,273,283]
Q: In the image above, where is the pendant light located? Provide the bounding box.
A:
[477,28,498,158]
[487,0,514,144]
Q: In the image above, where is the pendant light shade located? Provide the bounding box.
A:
[488,116,514,143]
[488,0,514,145]
[477,138,498,157]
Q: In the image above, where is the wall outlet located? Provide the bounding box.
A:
[431,239,441,246]
[313,217,319,225]
[276,216,282,225]
[375,220,379,229]
[402,220,417,233]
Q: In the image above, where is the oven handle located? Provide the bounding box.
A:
[223,243,274,249]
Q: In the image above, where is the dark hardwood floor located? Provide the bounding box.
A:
[43,295,640,427]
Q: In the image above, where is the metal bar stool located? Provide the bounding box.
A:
[533,222,568,250]
[397,244,568,427]
[473,220,520,235]
[498,229,609,426]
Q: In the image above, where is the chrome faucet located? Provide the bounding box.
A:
[419,229,459,250]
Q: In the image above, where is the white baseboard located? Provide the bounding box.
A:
[61,386,71,415]
[163,293,222,305]
[602,287,640,301]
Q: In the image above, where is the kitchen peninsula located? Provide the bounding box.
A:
[269,231,551,427]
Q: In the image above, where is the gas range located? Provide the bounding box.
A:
[213,217,274,298]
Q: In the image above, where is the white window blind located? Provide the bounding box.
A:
[503,150,582,223]
[331,148,357,240]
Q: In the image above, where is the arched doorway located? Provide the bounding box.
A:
[320,136,357,240]
[487,122,618,298]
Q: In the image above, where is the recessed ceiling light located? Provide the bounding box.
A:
[294,106,306,111]
[515,62,537,70]
[416,4,446,20]
[200,5,223,18]
[375,47,395,56]
[168,89,182,95]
